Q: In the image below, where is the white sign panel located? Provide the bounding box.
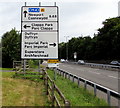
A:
[21,6,58,59]
[21,32,58,59]
[74,52,77,59]
[22,7,58,21]
[22,22,57,31]
[48,63,59,68]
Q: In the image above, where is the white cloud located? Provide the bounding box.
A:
[59,1,118,42]
[0,1,119,43]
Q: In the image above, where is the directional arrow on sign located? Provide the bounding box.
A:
[23,25,31,29]
[24,11,27,17]
[49,43,56,47]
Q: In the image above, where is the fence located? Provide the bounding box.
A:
[13,61,29,71]
[14,64,70,107]
[67,62,120,71]
[56,68,120,106]
[43,69,70,107]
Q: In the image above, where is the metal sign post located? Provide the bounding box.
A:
[23,2,27,74]
[23,60,26,73]
[38,60,40,72]
[54,68,57,80]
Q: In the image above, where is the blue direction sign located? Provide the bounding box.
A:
[28,8,40,12]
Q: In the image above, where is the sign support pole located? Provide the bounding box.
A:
[23,2,27,74]
[38,2,41,74]
[54,2,57,81]
[38,60,40,73]
[54,2,56,6]
[54,68,57,80]
[39,2,41,6]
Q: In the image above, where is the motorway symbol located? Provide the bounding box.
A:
[23,25,31,29]
[49,43,56,47]
[24,10,27,17]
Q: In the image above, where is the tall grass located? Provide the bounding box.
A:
[47,69,108,106]
[2,69,49,106]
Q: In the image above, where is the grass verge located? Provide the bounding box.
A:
[2,69,50,106]
[47,69,108,106]
[0,68,13,70]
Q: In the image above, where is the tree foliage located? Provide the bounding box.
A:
[2,28,21,67]
[59,17,120,61]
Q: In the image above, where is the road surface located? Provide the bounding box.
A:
[59,63,119,92]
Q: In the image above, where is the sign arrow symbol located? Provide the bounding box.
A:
[24,10,27,17]
[49,43,56,47]
[23,25,31,29]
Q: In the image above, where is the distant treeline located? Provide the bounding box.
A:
[59,17,120,61]
[1,17,120,67]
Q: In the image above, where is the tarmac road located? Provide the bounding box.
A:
[59,63,119,92]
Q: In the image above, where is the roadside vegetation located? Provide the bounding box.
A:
[2,68,50,106]
[47,69,108,106]
[2,65,109,107]
[0,68,13,70]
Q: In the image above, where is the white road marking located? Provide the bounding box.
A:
[94,69,100,71]
[76,68,81,71]
[76,68,100,74]
[69,67,74,69]
[88,71,101,75]
[108,75,117,79]
[62,65,67,67]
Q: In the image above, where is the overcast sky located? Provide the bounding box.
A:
[0,0,119,42]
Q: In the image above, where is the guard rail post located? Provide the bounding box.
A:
[63,71,64,77]
[68,74,70,80]
[94,84,97,97]
[118,67,120,108]
[84,80,87,89]
[78,77,80,87]
[72,75,74,83]
[65,72,67,79]
[63,72,65,78]
[107,90,111,106]
[59,70,61,76]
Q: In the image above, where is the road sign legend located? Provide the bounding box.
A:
[21,6,58,59]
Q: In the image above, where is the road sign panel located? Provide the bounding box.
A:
[22,6,58,21]
[48,63,59,68]
[48,59,59,63]
[21,32,58,59]
[28,8,40,12]
[21,6,58,59]
[22,22,57,32]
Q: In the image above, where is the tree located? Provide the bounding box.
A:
[58,42,66,59]
[95,17,120,60]
[2,28,21,67]
[59,17,120,61]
